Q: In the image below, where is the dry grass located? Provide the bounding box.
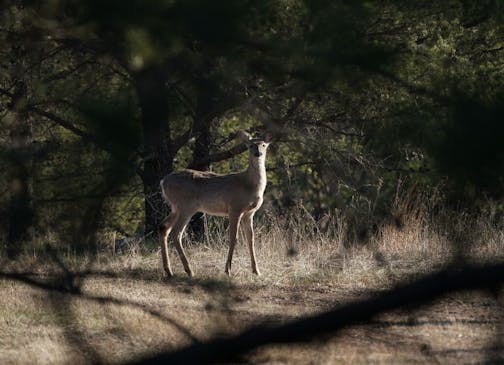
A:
[0,206,503,364]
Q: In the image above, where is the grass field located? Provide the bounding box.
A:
[1,210,503,364]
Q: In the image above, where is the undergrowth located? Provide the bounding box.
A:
[3,196,503,289]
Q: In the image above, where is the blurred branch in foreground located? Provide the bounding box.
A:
[125,262,504,365]
[0,267,200,345]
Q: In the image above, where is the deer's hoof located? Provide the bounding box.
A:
[164,267,174,278]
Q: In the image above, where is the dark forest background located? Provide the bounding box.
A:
[1,0,503,256]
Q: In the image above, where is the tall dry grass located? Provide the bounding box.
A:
[95,198,503,288]
[2,190,503,288]
[1,193,503,365]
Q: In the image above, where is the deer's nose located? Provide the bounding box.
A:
[255,152,263,157]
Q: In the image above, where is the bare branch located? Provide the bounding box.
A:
[190,143,248,167]
[188,92,305,167]
[0,86,97,143]
[43,59,94,82]
[0,270,200,343]
[172,128,195,153]
[30,106,102,146]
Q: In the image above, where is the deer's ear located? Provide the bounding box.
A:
[264,133,274,144]
[236,130,252,143]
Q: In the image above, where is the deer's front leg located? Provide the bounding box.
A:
[242,212,260,275]
[225,211,242,275]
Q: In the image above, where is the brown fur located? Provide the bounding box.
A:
[159,132,272,277]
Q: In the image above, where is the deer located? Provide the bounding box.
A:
[159,131,272,277]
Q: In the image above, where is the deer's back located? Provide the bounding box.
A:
[161,169,257,215]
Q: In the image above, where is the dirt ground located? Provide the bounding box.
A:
[0,257,503,365]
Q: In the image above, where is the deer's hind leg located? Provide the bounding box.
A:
[171,211,194,277]
[159,212,178,277]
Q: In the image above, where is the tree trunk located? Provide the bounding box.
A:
[134,66,173,235]
[6,81,33,258]
[187,82,214,241]
[7,159,32,258]
[186,126,210,241]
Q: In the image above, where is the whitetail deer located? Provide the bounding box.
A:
[159,131,272,277]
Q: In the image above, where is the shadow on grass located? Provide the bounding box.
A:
[0,251,247,344]
[0,254,217,361]
[2,251,503,365]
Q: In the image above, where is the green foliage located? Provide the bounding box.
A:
[77,92,141,163]
[1,0,504,248]
[432,94,504,197]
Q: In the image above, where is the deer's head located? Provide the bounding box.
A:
[237,131,273,159]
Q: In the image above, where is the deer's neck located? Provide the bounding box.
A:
[246,156,267,193]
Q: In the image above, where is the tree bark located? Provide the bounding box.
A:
[134,66,173,235]
[6,81,33,258]
[186,80,215,241]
